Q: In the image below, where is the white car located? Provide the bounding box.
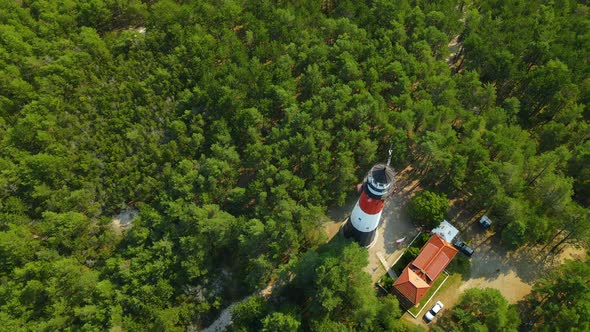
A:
[424,301,444,323]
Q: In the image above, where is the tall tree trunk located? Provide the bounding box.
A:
[453,55,465,74]
[548,231,573,255]
[541,229,564,252]
[526,164,549,187]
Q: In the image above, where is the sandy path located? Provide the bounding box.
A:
[201,301,241,332]
[203,167,421,332]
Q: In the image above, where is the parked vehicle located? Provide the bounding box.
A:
[453,240,474,257]
[479,215,492,229]
[424,301,444,323]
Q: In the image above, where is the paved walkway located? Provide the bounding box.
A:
[364,191,419,282]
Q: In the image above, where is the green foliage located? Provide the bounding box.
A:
[0,224,40,276]
[501,220,527,249]
[568,140,590,206]
[0,0,587,330]
[0,258,111,330]
[523,259,590,331]
[276,238,407,331]
[415,232,432,248]
[439,288,520,332]
[261,312,301,332]
[376,295,404,332]
[407,191,449,228]
[396,247,421,274]
[231,296,268,332]
[447,253,471,280]
[380,274,395,291]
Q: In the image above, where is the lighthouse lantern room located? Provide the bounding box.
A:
[342,163,395,247]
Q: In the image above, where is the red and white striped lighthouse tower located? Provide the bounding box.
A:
[342,153,396,248]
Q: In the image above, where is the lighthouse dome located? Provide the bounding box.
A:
[364,164,395,199]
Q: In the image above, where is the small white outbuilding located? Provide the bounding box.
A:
[431,220,459,243]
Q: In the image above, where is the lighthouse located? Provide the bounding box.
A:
[342,163,396,248]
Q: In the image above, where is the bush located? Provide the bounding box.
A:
[392,246,421,275]
[447,254,471,279]
[407,190,449,229]
[501,220,527,249]
[415,232,432,248]
[380,274,395,290]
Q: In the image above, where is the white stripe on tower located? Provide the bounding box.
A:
[342,163,395,247]
[351,207,382,233]
[350,198,383,233]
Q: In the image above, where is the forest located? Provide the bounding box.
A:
[0,0,588,330]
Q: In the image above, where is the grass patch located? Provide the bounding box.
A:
[443,272,464,292]
[400,274,463,330]
[407,272,449,317]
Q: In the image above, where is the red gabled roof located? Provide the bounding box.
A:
[412,234,457,282]
[393,267,430,304]
[393,234,458,305]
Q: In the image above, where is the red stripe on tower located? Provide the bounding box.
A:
[342,163,396,247]
[358,192,384,215]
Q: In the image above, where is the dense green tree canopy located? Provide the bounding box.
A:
[0,0,587,330]
[433,288,520,332]
[407,190,448,228]
[522,259,590,331]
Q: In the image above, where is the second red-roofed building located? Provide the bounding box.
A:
[392,234,458,308]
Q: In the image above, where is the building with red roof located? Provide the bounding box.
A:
[392,234,458,308]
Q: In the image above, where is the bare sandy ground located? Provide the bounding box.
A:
[403,216,587,330]
[111,207,138,235]
[405,244,586,329]
[364,174,421,282]
[323,166,423,282]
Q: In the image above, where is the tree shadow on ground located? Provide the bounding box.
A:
[381,167,422,255]
[466,232,564,283]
